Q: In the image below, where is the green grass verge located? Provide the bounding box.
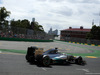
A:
[0,49,26,54]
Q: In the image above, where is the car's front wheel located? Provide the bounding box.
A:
[36,55,50,67]
[42,55,50,66]
[75,56,86,65]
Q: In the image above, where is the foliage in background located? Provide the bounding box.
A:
[86,25,100,40]
[0,7,44,32]
[0,7,11,29]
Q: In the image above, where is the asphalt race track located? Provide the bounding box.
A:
[0,53,100,75]
[0,40,100,75]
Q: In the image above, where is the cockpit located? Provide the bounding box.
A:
[44,48,60,54]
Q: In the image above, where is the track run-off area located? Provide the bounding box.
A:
[0,40,100,58]
[0,40,100,75]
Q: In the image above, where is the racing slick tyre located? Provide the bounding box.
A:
[26,55,35,62]
[42,55,50,67]
[28,56,35,63]
[25,55,29,61]
[75,56,84,65]
[36,55,43,65]
[36,55,50,67]
[81,60,86,65]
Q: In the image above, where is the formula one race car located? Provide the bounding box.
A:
[25,46,86,66]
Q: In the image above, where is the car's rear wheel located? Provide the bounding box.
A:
[28,56,35,62]
[25,55,29,61]
[25,46,37,62]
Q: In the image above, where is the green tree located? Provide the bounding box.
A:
[30,21,44,31]
[10,19,30,34]
[91,25,100,40]
[0,7,10,26]
[21,19,30,28]
[38,25,44,31]
[10,19,21,27]
[10,19,30,28]
[86,32,93,39]
[87,25,100,40]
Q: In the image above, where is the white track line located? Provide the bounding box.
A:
[82,69,90,72]
[42,68,47,71]
[86,73,100,74]
[76,68,90,72]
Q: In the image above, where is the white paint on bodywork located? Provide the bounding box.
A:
[54,55,67,59]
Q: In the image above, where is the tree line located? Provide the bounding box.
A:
[86,25,100,40]
[0,7,44,31]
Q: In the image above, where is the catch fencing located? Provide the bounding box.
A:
[0,25,54,40]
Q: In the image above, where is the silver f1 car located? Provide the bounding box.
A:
[26,46,86,66]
